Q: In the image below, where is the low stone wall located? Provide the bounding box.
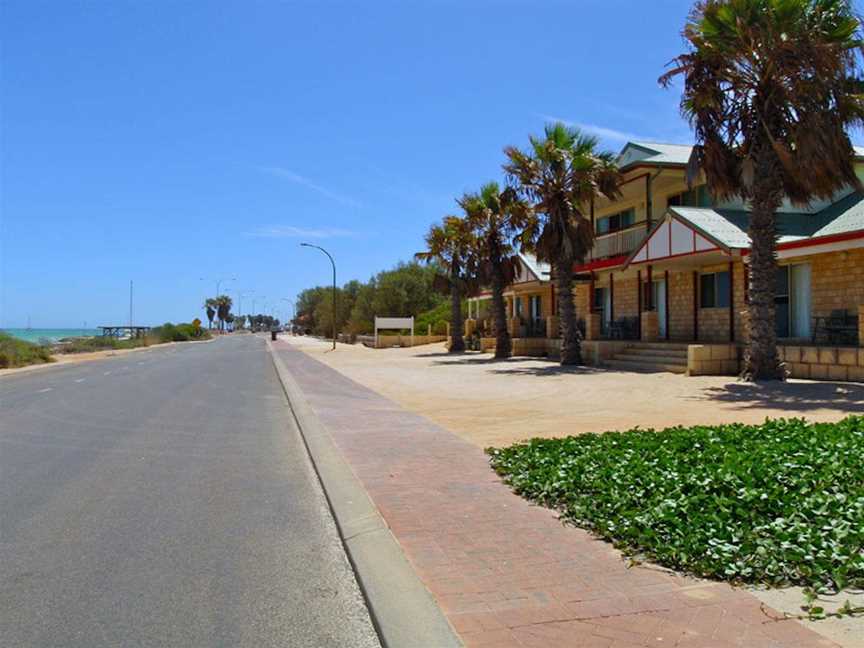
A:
[375,335,448,348]
[581,340,632,366]
[511,338,548,357]
[685,343,864,382]
[687,344,741,376]
[783,345,864,382]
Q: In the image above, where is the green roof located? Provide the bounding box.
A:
[668,191,864,250]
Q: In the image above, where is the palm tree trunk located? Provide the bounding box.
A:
[490,259,511,359]
[556,253,582,365]
[450,270,465,353]
[744,142,784,380]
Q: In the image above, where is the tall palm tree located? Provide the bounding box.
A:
[661,0,864,379]
[214,295,233,331]
[460,182,532,359]
[504,123,621,365]
[416,216,478,353]
[204,298,217,330]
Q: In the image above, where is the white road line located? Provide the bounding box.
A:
[37,388,52,393]
[104,371,112,376]
[74,378,86,383]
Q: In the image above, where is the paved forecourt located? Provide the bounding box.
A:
[274,337,838,648]
[0,335,379,648]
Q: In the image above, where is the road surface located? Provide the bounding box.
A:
[0,335,380,648]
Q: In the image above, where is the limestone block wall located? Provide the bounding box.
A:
[612,277,639,319]
[511,338,549,357]
[667,271,695,341]
[687,344,741,376]
[782,345,864,382]
[807,248,864,320]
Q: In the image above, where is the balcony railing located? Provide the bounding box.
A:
[588,222,651,262]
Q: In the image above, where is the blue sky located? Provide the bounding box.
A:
[2,0,703,327]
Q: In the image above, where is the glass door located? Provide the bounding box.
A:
[790,264,811,339]
[775,264,811,339]
[653,280,667,338]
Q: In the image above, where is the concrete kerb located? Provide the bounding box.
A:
[267,339,462,648]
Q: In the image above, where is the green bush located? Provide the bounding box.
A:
[0,332,54,368]
[151,322,210,343]
[488,417,864,592]
[415,300,466,335]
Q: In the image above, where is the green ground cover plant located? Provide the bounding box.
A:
[487,417,864,592]
[0,332,54,368]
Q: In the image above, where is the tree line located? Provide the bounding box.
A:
[295,262,446,337]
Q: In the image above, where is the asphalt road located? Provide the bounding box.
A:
[0,335,380,648]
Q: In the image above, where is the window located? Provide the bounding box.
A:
[700,271,730,308]
[515,297,523,317]
[596,208,635,234]
[529,295,542,319]
[667,185,712,208]
[593,287,605,312]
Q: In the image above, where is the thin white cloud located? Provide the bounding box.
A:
[536,113,648,143]
[244,225,356,239]
[259,166,361,207]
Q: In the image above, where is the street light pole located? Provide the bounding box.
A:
[281,297,295,335]
[300,243,336,350]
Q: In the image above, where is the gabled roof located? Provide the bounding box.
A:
[617,141,692,170]
[623,191,864,269]
[617,141,864,172]
[518,252,551,282]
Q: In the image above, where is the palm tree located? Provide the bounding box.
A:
[504,123,621,365]
[416,216,478,353]
[661,0,864,379]
[460,182,532,359]
[204,298,217,330]
[214,295,233,331]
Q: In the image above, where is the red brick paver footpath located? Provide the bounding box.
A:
[273,341,836,648]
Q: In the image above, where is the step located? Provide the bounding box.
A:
[604,359,687,374]
[621,347,688,359]
[629,342,690,352]
[614,352,687,366]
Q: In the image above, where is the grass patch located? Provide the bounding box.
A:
[0,332,54,368]
[487,417,864,592]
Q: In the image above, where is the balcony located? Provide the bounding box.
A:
[588,222,650,262]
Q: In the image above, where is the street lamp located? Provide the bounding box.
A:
[200,277,237,298]
[300,243,336,350]
[281,297,296,335]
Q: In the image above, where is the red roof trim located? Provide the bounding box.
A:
[742,229,864,255]
[573,255,629,273]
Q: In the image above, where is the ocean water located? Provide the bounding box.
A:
[1,328,101,344]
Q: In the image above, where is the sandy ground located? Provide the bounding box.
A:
[284,335,864,647]
[284,336,863,449]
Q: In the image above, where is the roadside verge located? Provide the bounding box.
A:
[267,339,461,648]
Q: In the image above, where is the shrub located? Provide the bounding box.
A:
[151,322,210,343]
[0,333,54,368]
[488,417,864,592]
